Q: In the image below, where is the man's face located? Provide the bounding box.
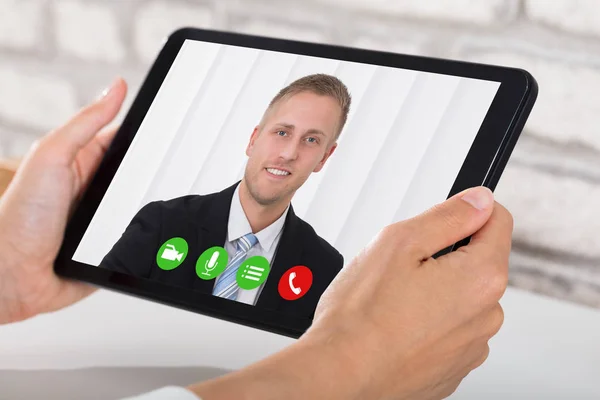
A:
[244,91,341,206]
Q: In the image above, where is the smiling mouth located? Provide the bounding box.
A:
[266,168,291,177]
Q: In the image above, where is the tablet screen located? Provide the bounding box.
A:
[72,39,500,318]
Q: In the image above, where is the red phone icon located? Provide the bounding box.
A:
[289,272,301,295]
[278,266,313,301]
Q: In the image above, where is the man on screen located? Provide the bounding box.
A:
[101,74,351,318]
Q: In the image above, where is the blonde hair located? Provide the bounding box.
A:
[262,73,351,140]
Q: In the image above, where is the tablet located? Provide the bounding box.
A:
[55,28,537,338]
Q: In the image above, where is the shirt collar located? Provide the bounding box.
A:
[227,185,289,253]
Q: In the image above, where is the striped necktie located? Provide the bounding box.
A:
[213,233,258,300]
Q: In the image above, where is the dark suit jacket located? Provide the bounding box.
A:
[101,182,344,318]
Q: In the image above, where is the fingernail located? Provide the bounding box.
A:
[98,78,119,100]
[461,187,493,210]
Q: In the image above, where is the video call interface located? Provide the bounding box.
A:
[73,39,501,319]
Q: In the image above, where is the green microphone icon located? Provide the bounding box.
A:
[203,250,220,276]
[196,246,229,280]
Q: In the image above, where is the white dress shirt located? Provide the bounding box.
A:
[213,185,289,306]
[123,191,288,399]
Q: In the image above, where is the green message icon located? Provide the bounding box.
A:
[156,237,188,270]
[236,256,271,290]
[196,246,229,280]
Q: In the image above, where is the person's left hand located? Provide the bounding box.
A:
[0,78,127,324]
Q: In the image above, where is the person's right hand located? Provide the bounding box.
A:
[308,186,510,399]
[190,186,511,400]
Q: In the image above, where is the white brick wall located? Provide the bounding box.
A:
[134,1,213,62]
[352,36,425,56]
[235,20,326,43]
[316,0,519,25]
[0,0,600,307]
[0,65,78,131]
[0,0,43,50]
[55,0,126,63]
[466,51,600,151]
[0,127,37,159]
[526,0,600,38]
[496,164,600,258]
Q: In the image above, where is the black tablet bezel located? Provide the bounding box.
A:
[55,27,538,338]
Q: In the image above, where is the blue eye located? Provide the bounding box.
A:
[306,137,317,143]
[277,130,287,136]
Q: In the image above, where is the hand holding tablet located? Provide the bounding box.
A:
[49,28,537,337]
[0,41,529,396]
[0,78,128,324]
[189,186,511,399]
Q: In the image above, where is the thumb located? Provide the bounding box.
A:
[41,77,127,165]
[400,186,494,260]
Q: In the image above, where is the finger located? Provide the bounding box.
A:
[470,343,491,371]
[398,186,495,260]
[72,125,120,198]
[436,302,504,353]
[449,202,513,295]
[460,303,505,341]
[95,124,120,152]
[44,77,127,165]
[460,202,513,259]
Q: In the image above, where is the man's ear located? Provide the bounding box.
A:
[313,143,337,173]
[246,126,260,157]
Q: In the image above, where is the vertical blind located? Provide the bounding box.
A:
[74,40,499,266]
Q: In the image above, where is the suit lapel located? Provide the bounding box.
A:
[190,186,305,309]
[257,204,303,310]
[192,182,239,292]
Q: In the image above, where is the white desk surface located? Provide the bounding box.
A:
[1,287,600,399]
